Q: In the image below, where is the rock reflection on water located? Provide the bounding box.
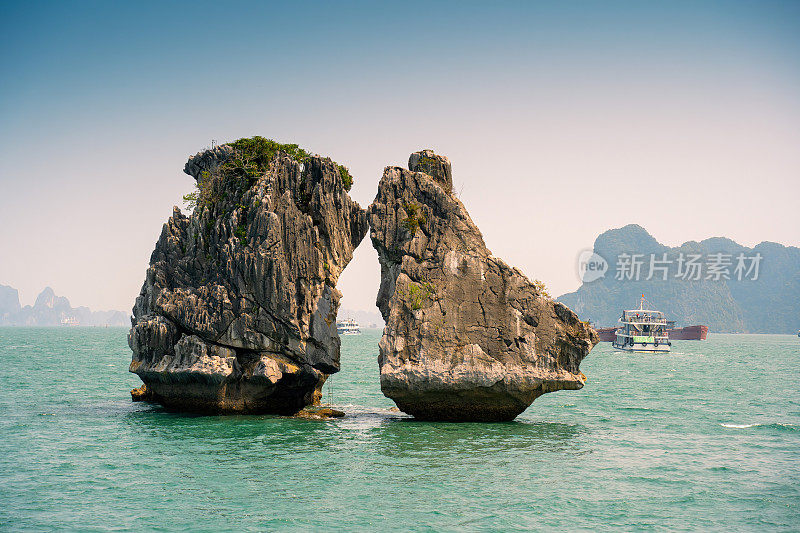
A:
[364,417,587,458]
[124,407,338,454]
[124,402,588,462]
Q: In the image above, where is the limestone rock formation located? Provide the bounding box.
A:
[368,150,597,421]
[129,138,368,414]
[0,285,21,323]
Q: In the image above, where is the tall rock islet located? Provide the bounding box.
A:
[368,150,597,421]
[129,138,368,414]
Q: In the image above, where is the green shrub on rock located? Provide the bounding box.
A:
[182,137,355,211]
[338,165,353,191]
[533,279,551,298]
[407,281,435,310]
[402,203,426,234]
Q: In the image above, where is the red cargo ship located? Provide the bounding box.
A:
[667,324,708,340]
[595,324,707,341]
[595,327,618,342]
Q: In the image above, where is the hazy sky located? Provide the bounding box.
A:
[1,1,798,312]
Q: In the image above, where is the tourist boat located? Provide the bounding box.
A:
[611,295,671,353]
[336,318,361,335]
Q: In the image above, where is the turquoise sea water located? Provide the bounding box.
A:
[1,328,798,531]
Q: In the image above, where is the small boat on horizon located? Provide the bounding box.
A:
[336,317,361,336]
[611,295,671,353]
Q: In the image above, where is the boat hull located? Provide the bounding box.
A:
[612,343,671,353]
[612,335,671,353]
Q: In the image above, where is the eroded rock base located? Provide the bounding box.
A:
[131,334,327,414]
[386,390,535,422]
[136,380,323,415]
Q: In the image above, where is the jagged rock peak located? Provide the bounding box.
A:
[128,137,368,414]
[408,149,452,191]
[183,145,234,182]
[34,287,56,306]
[368,150,597,422]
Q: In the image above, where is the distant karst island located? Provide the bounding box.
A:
[558,224,800,334]
[0,285,130,327]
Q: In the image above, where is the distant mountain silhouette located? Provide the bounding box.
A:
[0,285,129,326]
[558,225,800,334]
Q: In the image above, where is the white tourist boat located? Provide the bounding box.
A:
[611,295,671,353]
[336,318,361,336]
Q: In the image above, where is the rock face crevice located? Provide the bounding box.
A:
[129,141,368,414]
[368,150,597,421]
